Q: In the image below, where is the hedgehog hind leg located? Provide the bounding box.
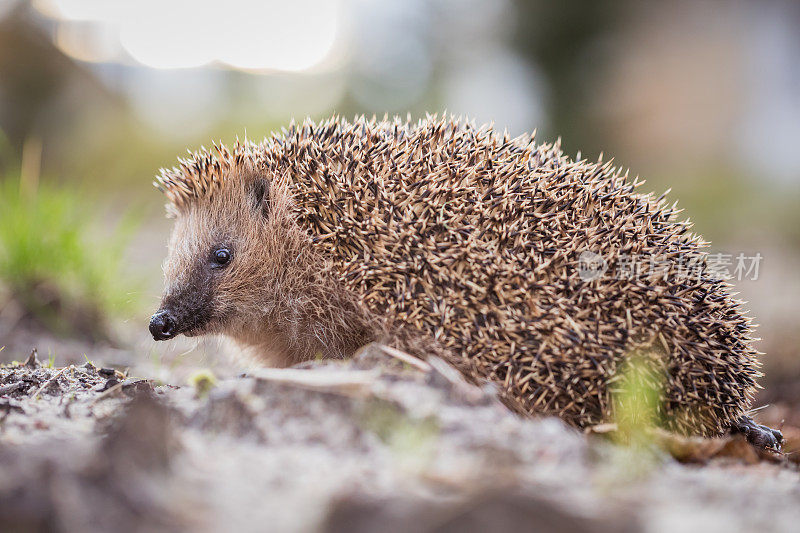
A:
[730,415,784,451]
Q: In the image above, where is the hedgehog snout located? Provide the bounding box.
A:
[149,310,177,341]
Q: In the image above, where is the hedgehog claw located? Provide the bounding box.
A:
[730,415,784,451]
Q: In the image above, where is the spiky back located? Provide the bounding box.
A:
[156,142,258,211]
[160,116,760,435]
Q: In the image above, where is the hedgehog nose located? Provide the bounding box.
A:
[149,311,176,341]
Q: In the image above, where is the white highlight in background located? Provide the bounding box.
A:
[37,0,343,72]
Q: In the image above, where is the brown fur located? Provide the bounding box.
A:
[154,115,761,436]
[160,165,375,365]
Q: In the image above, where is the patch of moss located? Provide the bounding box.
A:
[188,369,218,398]
[359,400,440,465]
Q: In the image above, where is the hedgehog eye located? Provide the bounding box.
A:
[211,247,232,267]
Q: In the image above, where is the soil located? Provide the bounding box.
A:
[0,344,799,533]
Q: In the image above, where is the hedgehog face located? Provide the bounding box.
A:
[150,176,281,341]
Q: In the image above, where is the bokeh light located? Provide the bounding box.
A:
[38,0,344,72]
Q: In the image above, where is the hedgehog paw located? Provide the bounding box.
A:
[730,415,784,451]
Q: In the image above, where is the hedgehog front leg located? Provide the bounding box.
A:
[730,415,784,450]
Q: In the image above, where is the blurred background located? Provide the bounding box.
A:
[0,0,798,409]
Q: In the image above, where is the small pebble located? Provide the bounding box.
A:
[98,368,117,378]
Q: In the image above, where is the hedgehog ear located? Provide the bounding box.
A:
[250,179,270,218]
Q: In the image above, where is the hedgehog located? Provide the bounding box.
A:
[149,115,782,448]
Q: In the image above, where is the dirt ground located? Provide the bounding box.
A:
[1,343,799,533]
